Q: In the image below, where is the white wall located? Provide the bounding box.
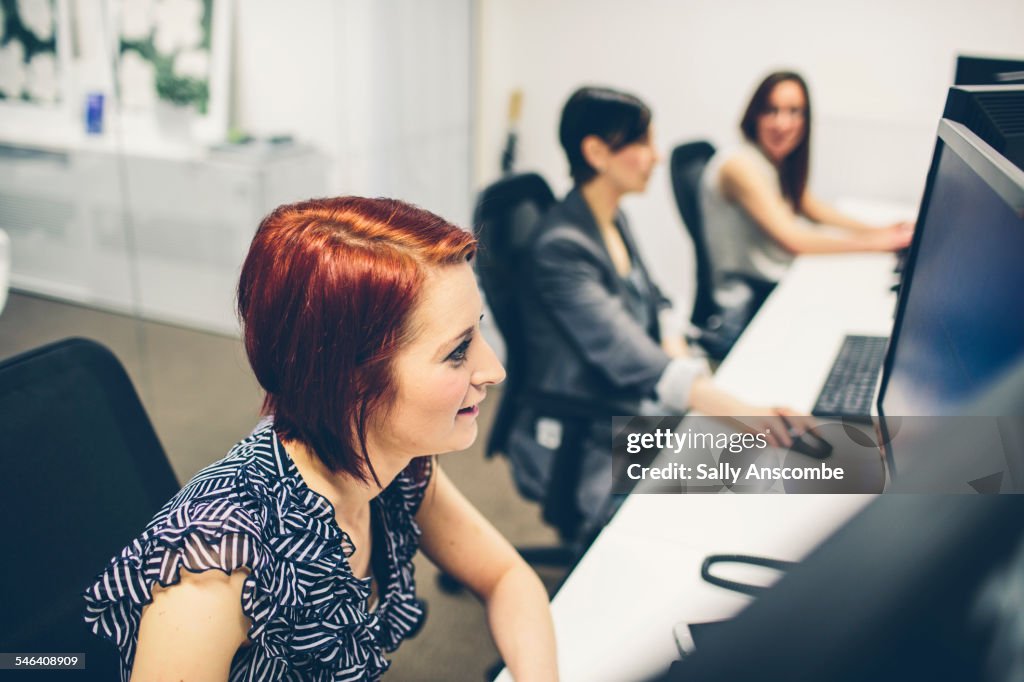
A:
[475,0,1024,315]
[233,0,474,224]
[232,0,345,167]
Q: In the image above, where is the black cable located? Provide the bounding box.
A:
[700,554,796,598]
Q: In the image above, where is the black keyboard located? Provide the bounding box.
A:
[811,335,888,421]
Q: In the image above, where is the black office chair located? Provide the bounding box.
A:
[474,173,554,461]
[0,338,180,678]
[669,141,769,360]
[472,172,596,569]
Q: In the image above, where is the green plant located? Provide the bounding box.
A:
[155,70,208,112]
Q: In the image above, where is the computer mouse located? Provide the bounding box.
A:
[788,430,833,459]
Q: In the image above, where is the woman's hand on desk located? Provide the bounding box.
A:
[867,222,914,252]
[887,220,915,232]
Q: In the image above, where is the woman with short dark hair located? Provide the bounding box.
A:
[507,86,798,532]
[84,197,557,681]
[701,71,913,298]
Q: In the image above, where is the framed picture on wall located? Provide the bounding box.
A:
[111,0,231,145]
[0,0,62,105]
[0,0,75,143]
[0,0,231,149]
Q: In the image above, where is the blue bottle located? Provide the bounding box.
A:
[85,93,104,134]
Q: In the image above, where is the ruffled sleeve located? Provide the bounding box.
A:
[82,496,271,672]
[84,432,437,682]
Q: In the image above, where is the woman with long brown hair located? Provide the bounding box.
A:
[701,71,913,302]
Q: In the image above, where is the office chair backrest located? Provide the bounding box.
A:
[669,140,717,327]
[473,173,556,456]
[0,338,179,674]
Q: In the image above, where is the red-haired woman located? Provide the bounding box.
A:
[701,71,913,305]
[84,198,557,681]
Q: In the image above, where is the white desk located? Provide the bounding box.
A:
[497,251,899,682]
[715,252,898,408]
[540,494,874,682]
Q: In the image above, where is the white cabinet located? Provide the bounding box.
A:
[0,144,326,334]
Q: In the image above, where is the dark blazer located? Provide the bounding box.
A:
[505,187,674,519]
[520,187,671,411]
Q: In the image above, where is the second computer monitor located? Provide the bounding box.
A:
[878,119,1024,419]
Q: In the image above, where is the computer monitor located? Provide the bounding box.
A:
[874,109,1024,483]
[942,84,1024,170]
[877,118,1024,420]
[658,358,1024,681]
[955,54,1024,86]
[662,494,1024,682]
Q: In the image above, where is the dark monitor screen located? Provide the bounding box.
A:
[955,55,1024,86]
[663,495,1024,682]
[878,119,1024,418]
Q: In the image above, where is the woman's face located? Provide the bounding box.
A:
[371,261,505,459]
[604,126,661,195]
[755,80,807,164]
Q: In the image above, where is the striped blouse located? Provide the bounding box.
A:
[83,425,430,681]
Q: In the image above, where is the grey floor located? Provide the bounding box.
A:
[0,291,566,682]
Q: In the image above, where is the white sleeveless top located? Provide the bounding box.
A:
[699,141,795,288]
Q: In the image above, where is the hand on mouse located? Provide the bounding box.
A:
[725,405,812,448]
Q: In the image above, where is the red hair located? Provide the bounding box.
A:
[237,197,477,485]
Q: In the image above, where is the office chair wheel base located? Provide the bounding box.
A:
[437,572,465,594]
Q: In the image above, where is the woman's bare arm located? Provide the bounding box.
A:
[801,191,913,236]
[417,467,558,682]
[130,568,251,682]
[720,156,911,254]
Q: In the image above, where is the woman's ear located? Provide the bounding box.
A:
[580,135,610,173]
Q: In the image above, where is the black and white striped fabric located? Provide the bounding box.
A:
[84,425,430,681]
